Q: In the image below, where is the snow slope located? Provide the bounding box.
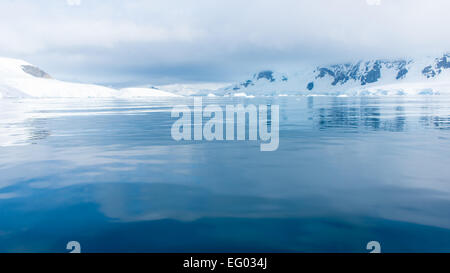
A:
[222,53,450,96]
[0,57,181,98]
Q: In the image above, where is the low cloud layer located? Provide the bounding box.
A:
[1,0,449,85]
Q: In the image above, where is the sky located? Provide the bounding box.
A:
[0,0,449,86]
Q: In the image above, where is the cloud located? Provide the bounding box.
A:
[67,0,81,6]
[0,0,449,84]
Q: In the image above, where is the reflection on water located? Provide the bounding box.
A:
[0,96,450,252]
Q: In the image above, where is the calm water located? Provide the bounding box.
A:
[0,96,450,253]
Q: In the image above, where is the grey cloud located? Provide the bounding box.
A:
[1,0,449,84]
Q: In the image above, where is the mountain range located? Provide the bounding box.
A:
[1,53,450,98]
[221,53,450,96]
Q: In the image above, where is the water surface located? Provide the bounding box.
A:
[0,96,449,252]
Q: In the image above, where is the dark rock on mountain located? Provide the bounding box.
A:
[256,71,275,82]
[421,54,450,78]
[21,65,52,79]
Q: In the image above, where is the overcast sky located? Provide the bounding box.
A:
[1,0,449,85]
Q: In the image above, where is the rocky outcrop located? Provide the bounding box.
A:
[21,65,52,79]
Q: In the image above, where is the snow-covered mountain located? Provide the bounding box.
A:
[222,53,450,96]
[3,54,450,99]
[0,57,181,99]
